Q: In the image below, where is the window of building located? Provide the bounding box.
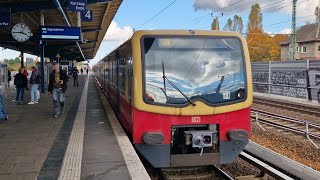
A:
[302,46,307,53]
[296,46,299,52]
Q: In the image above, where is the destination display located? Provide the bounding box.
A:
[40,26,81,41]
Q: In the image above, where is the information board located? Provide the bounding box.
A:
[40,26,81,41]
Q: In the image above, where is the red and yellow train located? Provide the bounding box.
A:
[93,30,252,168]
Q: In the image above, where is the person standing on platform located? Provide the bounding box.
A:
[28,67,41,104]
[80,68,83,75]
[14,68,28,105]
[7,70,11,87]
[23,67,29,90]
[72,67,79,87]
[48,63,68,118]
[86,68,89,75]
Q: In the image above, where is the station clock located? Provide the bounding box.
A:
[11,23,33,42]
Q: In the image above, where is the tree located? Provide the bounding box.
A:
[247,3,262,32]
[246,29,288,61]
[223,15,243,33]
[233,15,243,33]
[315,7,320,22]
[211,17,220,30]
[223,18,233,31]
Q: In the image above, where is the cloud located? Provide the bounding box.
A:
[193,0,318,23]
[89,21,133,66]
[103,21,133,44]
[279,28,291,34]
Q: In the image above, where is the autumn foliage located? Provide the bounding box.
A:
[246,29,288,62]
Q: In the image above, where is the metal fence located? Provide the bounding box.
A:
[251,60,320,103]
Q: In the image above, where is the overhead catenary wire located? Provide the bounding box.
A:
[202,0,313,30]
[136,0,177,29]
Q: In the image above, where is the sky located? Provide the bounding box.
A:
[0,0,318,66]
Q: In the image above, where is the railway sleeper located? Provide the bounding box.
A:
[235,171,267,180]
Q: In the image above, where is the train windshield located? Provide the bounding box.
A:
[142,36,246,106]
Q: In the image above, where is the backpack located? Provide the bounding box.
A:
[72,70,78,78]
[14,75,24,86]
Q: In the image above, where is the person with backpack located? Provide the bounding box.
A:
[14,68,28,105]
[72,67,79,87]
[28,66,41,104]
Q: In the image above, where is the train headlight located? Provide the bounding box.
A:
[143,132,164,144]
[227,130,248,141]
[237,89,245,99]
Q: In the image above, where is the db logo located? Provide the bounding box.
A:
[191,117,201,123]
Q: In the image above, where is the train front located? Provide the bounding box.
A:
[132,30,252,168]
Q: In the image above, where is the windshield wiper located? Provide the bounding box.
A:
[162,61,196,106]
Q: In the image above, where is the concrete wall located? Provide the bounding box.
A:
[252,60,320,103]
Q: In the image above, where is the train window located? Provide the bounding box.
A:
[119,59,126,95]
[142,36,246,106]
[128,56,133,103]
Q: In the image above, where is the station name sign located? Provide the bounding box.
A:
[68,0,87,12]
[0,8,11,27]
[40,26,81,41]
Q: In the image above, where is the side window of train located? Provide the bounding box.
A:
[119,59,126,95]
[127,56,133,103]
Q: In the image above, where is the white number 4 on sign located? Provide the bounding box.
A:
[81,10,93,22]
[85,10,91,19]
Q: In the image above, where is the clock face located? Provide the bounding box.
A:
[11,23,33,42]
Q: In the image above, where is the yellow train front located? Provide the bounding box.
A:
[94,30,252,168]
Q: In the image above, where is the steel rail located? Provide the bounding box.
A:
[250,113,320,140]
[252,108,320,129]
[239,151,294,180]
[210,165,234,180]
[253,98,320,116]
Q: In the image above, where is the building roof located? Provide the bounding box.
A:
[0,0,122,61]
[280,23,320,45]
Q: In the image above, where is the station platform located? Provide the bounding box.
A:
[0,74,149,180]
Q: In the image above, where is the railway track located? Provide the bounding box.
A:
[158,150,296,180]
[251,108,320,140]
[159,165,232,180]
[253,97,320,116]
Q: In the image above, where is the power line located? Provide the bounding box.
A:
[191,0,244,28]
[136,0,177,29]
[214,0,312,30]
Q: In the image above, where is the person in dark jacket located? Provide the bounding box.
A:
[14,68,28,105]
[7,70,11,87]
[48,63,68,118]
[72,67,79,87]
[28,66,41,104]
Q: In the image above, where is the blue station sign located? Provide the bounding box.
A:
[68,0,87,12]
[0,8,11,27]
[40,26,81,41]
[81,10,93,22]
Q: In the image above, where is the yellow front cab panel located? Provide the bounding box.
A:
[131,30,252,116]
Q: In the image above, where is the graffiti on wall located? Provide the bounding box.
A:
[309,69,320,102]
[252,72,269,93]
[271,71,307,86]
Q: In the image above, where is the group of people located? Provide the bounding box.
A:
[14,66,40,105]
[13,64,87,118]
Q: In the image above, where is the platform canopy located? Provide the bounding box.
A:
[0,0,122,61]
